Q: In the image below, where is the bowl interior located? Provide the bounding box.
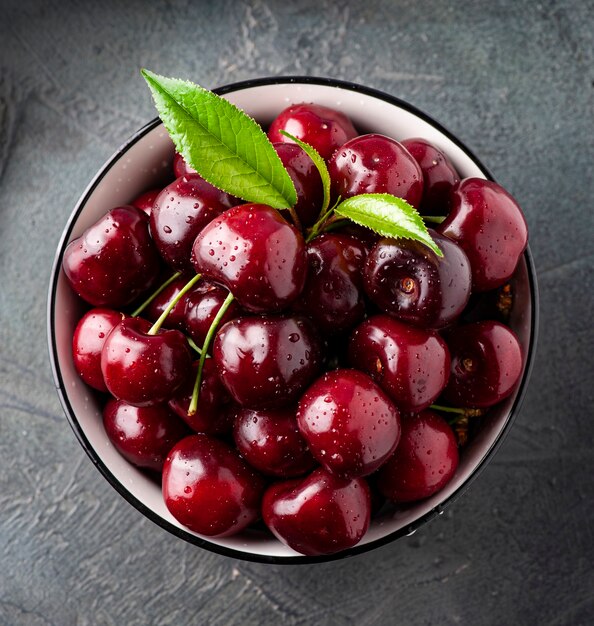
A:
[49,79,535,561]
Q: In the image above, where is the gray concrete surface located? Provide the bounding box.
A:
[1,0,593,624]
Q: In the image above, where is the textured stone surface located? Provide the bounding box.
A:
[1,0,593,624]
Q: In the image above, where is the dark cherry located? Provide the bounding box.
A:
[273,142,324,227]
[183,279,240,345]
[162,433,265,537]
[72,308,125,392]
[293,233,367,334]
[377,410,459,503]
[213,315,322,409]
[63,205,161,307]
[151,175,236,272]
[268,103,358,161]
[131,188,162,215]
[144,273,193,331]
[364,230,472,329]
[233,406,316,477]
[401,137,460,215]
[103,398,190,472]
[348,314,450,413]
[438,178,528,291]
[101,317,191,406]
[297,369,401,478]
[262,467,370,556]
[328,133,424,208]
[191,204,307,313]
[442,320,523,408]
[173,152,197,178]
[168,360,232,435]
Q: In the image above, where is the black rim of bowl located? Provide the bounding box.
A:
[47,75,539,564]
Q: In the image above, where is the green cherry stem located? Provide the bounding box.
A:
[188,291,235,416]
[430,404,484,425]
[288,205,303,233]
[147,273,202,336]
[186,336,203,355]
[422,215,446,225]
[131,271,182,317]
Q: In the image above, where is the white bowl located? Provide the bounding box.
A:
[48,77,538,563]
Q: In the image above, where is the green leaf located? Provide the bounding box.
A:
[278,130,331,214]
[334,194,443,257]
[141,69,296,209]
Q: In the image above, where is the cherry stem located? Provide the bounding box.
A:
[186,336,203,355]
[188,291,235,416]
[422,215,446,224]
[131,271,182,317]
[287,205,303,233]
[147,273,202,336]
[430,404,484,424]
[430,404,467,415]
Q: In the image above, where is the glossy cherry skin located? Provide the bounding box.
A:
[439,178,528,291]
[233,406,316,477]
[151,175,236,272]
[173,152,197,178]
[183,279,241,345]
[273,142,324,227]
[63,205,162,308]
[144,273,193,331]
[162,434,265,537]
[262,467,370,556]
[268,103,358,161]
[297,369,401,478]
[328,134,424,208]
[377,410,459,503]
[168,360,233,435]
[192,204,307,313]
[131,188,161,215]
[293,233,367,334]
[348,315,451,413]
[401,137,460,215]
[101,317,192,406]
[103,399,190,472]
[442,320,523,408]
[364,230,472,329]
[72,308,125,392]
[213,315,322,409]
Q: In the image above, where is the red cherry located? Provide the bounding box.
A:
[162,434,265,537]
[262,467,370,556]
[101,317,191,406]
[297,369,401,478]
[143,274,193,331]
[103,399,190,471]
[130,188,162,215]
[377,410,459,503]
[173,152,197,178]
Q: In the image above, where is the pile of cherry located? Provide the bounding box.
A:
[64,102,528,556]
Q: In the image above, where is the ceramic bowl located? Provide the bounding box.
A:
[48,76,538,563]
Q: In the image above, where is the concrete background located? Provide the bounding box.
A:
[1,0,593,624]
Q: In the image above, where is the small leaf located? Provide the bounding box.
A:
[278,130,331,214]
[334,194,443,257]
[141,69,296,209]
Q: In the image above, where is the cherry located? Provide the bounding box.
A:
[144,273,192,331]
[131,188,162,215]
[268,103,358,161]
[162,433,265,537]
[233,406,316,477]
[168,360,232,435]
[173,152,197,178]
[183,279,240,345]
[293,233,367,334]
[442,320,523,408]
[192,204,307,313]
[101,317,191,406]
[262,467,370,556]
[103,399,190,472]
[72,308,125,392]
[401,137,460,215]
[63,205,162,308]
[213,315,322,409]
[363,230,472,329]
[438,178,528,291]
[297,369,401,478]
[377,410,459,503]
[273,142,324,227]
[348,314,450,413]
[151,175,236,272]
[328,134,424,209]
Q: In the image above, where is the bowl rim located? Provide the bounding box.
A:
[47,75,539,564]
